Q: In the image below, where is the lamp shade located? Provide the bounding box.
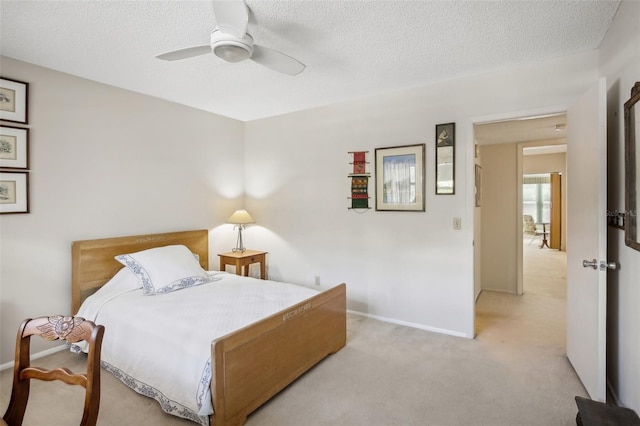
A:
[226,209,255,225]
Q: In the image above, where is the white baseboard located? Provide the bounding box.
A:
[347,309,472,339]
[0,344,67,372]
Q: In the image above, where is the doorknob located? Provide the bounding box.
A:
[600,261,618,271]
[582,259,598,269]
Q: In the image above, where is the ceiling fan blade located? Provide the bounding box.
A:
[251,45,305,76]
[212,0,248,38]
[156,45,212,61]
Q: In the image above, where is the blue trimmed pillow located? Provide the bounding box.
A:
[115,245,211,295]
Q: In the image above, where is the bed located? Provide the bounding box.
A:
[71,229,347,426]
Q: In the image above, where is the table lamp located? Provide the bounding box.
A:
[227,209,255,252]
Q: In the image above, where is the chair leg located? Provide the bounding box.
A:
[3,379,30,426]
[80,382,100,426]
[3,326,32,426]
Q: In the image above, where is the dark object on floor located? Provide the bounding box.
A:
[575,396,640,426]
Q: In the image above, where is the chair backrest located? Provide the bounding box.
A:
[523,215,537,234]
[2,316,105,426]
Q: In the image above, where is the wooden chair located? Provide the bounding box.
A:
[2,316,105,426]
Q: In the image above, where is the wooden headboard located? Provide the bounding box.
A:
[71,229,209,314]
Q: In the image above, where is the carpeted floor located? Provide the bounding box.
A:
[1,242,586,425]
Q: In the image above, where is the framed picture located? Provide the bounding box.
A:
[475,164,482,207]
[375,143,425,211]
[0,77,29,124]
[0,171,29,214]
[435,122,455,195]
[0,125,29,169]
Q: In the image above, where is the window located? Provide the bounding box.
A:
[523,174,550,223]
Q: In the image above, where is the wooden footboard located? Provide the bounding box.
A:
[210,283,347,426]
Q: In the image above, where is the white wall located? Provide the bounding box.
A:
[474,151,482,301]
[0,57,245,364]
[598,0,640,412]
[523,152,566,174]
[244,51,599,338]
[479,143,518,293]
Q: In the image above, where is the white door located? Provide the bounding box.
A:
[566,77,608,401]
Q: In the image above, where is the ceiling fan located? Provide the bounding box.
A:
[156,0,305,76]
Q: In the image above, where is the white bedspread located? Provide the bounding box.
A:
[76,271,319,425]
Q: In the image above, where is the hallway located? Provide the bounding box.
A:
[476,241,567,348]
[474,243,585,423]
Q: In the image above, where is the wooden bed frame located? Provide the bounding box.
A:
[71,229,347,426]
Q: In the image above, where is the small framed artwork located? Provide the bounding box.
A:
[375,143,425,212]
[0,125,29,169]
[435,122,455,195]
[0,171,29,214]
[0,77,29,124]
[475,164,482,207]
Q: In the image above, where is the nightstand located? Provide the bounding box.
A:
[218,250,267,280]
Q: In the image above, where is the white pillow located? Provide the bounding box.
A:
[115,245,211,295]
[104,266,142,291]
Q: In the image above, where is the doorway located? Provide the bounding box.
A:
[519,143,567,293]
[474,113,568,336]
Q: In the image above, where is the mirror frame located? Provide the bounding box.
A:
[624,82,640,251]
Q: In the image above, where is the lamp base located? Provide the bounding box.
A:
[232,225,247,252]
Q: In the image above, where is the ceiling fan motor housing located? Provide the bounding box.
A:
[210,29,253,62]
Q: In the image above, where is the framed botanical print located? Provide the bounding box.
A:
[0,125,29,169]
[0,77,29,124]
[0,171,29,214]
[375,144,425,211]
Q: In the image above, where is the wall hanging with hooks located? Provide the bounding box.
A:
[348,151,371,211]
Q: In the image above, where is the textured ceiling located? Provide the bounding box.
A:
[0,0,620,121]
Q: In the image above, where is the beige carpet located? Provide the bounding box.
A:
[1,243,586,425]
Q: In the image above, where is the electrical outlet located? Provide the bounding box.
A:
[453,217,462,230]
[314,276,321,286]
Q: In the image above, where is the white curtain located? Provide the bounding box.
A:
[383,155,416,203]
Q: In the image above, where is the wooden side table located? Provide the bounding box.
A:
[536,222,550,249]
[218,250,267,280]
